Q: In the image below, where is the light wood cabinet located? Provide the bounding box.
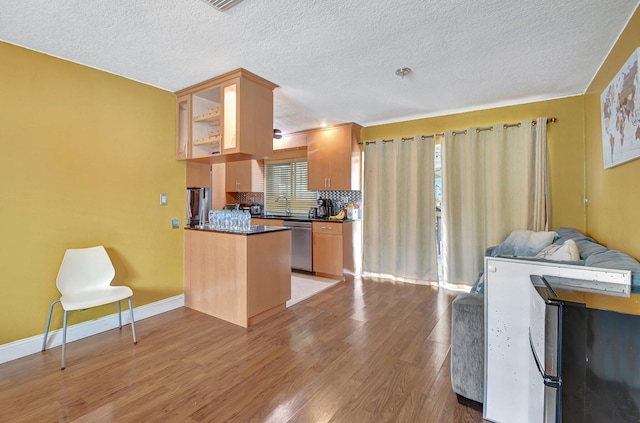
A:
[175,69,278,163]
[184,229,291,328]
[225,160,264,192]
[176,95,191,160]
[186,162,211,188]
[312,220,361,279]
[313,231,344,276]
[307,123,362,191]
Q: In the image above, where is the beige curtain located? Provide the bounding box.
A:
[441,118,549,286]
[362,135,438,284]
[532,117,550,231]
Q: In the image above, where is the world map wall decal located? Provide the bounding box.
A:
[601,47,640,169]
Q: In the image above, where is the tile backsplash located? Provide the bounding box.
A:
[318,190,361,207]
[235,190,361,210]
[236,192,264,205]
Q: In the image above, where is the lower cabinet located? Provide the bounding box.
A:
[184,228,291,328]
[313,229,344,276]
[312,221,361,279]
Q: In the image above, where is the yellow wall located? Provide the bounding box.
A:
[0,42,185,344]
[584,6,640,260]
[362,96,587,232]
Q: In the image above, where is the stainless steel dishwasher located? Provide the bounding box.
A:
[283,220,312,272]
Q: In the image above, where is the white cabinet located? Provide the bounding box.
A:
[484,257,630,422]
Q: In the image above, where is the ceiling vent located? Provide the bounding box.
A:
[200,0,244,12]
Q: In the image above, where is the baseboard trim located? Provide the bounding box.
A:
[0,294,185,365]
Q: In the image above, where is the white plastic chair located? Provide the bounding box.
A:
[42,246,137,369]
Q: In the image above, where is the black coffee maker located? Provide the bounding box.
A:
[317,199,335,218]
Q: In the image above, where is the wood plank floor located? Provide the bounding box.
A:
[0,277,483,422]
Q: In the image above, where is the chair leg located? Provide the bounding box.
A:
[42,299,61,351]
[61,310,68,370]
[128,297,137,344]
[117,300,122,328]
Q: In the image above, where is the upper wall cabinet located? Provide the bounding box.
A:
[175,69,278,163]
[176,95,191,160]
[225,160,264,193]
[307,123,362,191]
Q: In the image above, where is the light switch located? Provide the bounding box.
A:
[171,218,179,229]
[160,193,168,205]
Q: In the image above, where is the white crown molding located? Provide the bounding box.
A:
[0,295,185,365]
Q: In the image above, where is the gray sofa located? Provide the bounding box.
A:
[450,227,640,408]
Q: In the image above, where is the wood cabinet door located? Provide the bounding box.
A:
[307,129,332,190]
[313,233,343,276]
[236,77,274,159]
[226,160,263,192]
[186,162,211,188]
[235,161,253,191]
[307,124,361,191]
[326,125,352,190]
[225,161,240,191]
[221,79,239,153]
[248,160,264,192]
[176,94,191,160]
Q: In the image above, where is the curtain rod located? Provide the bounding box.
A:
[360,117,557,145]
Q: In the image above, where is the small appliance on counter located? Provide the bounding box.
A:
[250,204,262,216]
[316,199,335,218]
[223,203,262,216]
[308,206,318,219]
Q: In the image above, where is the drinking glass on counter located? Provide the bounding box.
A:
[207,209,251,231]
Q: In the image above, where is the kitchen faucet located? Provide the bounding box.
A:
[275,195,290,216]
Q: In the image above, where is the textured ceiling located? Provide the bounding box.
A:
[1,0,639,133]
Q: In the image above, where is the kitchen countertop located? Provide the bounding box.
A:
[253,214,360,223]
[185,224,291,236]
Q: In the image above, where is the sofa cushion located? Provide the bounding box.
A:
[555,227,595,243]
[575,240,609,259]
[536,239,580,261]
[491,230,557,257]
[553,227,605,259]
[470,271,485,294]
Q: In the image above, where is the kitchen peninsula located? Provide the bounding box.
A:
[184,225,291,328]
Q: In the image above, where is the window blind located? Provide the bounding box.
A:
[265,158,316,214]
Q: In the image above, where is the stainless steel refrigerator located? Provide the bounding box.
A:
[186,187,210,226]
